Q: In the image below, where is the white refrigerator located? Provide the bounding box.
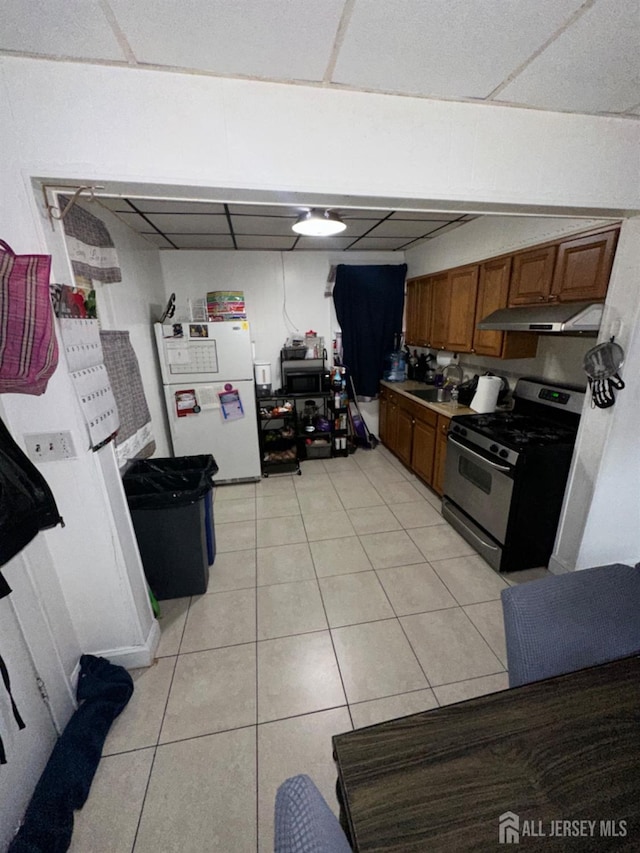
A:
[154,321,261,482]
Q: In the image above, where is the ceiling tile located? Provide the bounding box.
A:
[332,0,586,98]
[109,0,345,80]
[390,211,462,221]
[144,213,230,233]
[294,236,354,251]
[227,204,302,217]
[129,199,226,215]
[95,197,130,212]
[231,215,298,236]
[366,219,454,238]
[347,237,409,250]
[0,0,126,61]
[171,235,236,249]
[497,0,640,113]
[235,236,297,250]
[138,233,177,248]
[339,209,388,220]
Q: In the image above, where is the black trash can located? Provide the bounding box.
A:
[125,455,218,566]
[123,458,218,600]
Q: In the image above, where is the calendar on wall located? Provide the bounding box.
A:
[59,318,119,448]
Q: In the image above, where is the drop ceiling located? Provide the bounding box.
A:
[93,197,477,251]
[2,0,638,119]
[11,0,639,250]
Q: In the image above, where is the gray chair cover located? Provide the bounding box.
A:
[501,563,640,687]
[274,774,351,853]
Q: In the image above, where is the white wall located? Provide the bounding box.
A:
[160,250,400,389]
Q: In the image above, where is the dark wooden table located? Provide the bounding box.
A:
[333,657,640,851]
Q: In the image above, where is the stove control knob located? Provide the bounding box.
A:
[499,449,509,458]
[490,444,499,453]
[452,424,461,433]
[459,428,467,437]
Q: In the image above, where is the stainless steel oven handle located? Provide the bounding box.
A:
[447,435,512,473]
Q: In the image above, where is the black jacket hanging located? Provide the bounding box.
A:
[0,414,64,598]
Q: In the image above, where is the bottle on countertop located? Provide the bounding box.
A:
[407,350,418,380]
[416,353,427,382]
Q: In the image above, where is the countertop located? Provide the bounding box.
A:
[380,379,475,418]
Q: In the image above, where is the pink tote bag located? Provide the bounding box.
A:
[0,239,58,395]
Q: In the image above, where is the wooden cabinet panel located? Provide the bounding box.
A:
[432,415,451,496]
[396,403,414,468]
[405,279,419,346]
[406,276,433,347]
[551,228,618,302]
[473,258,539,359]
[416,277,433,347]
[429,267,478,353]
[412,416,436,485]
[379,389,389,444]
[429,273,450,349]
[473,257,511,357]
[446,265,478,352]
[508,246,557,306]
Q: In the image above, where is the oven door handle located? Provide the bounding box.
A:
[447,435,512,473]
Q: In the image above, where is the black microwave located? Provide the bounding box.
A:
[282,358,330,394]
[284,369,330,395]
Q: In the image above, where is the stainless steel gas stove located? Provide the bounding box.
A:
[442,377,585,573]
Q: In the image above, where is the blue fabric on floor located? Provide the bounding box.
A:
[8,654,134,853]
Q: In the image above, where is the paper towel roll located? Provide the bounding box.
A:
[436,351,454,367]
[470,375,502,413]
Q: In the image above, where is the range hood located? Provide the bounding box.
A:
[477,302,603,334]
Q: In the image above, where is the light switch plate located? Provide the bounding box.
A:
[24,432,77,462]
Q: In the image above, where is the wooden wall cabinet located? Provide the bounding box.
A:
[508,226,619,307]
[406,225,619,359]
[404,279,420,347]
[445,265,479,352]
[428,266,478,353]
[405,276,433,347]
[551,228,618,303]
[508,245,557,305]
[473,257,538,359]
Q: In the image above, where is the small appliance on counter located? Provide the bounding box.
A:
[254,361,272,397]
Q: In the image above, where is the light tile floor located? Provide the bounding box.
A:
[70,446,549,853]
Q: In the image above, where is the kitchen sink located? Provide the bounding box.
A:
[408,387,451,403]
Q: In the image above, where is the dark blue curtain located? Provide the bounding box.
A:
[333,264,406,397]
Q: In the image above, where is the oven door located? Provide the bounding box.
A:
[444,435,514,545]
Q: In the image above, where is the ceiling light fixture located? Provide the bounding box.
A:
[292,209,346,237]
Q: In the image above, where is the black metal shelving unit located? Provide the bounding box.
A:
[329,398,350,457]
[257,396,301,476]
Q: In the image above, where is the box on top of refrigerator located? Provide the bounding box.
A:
[207,291,246,321]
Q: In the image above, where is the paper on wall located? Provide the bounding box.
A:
[59,318,120,448]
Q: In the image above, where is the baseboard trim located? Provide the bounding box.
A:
[93,619,161,670]
[548,554,572,575]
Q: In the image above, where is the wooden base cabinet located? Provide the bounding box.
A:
[432,415,451,496]
[411,409,437,485]
[379,386,442,492]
